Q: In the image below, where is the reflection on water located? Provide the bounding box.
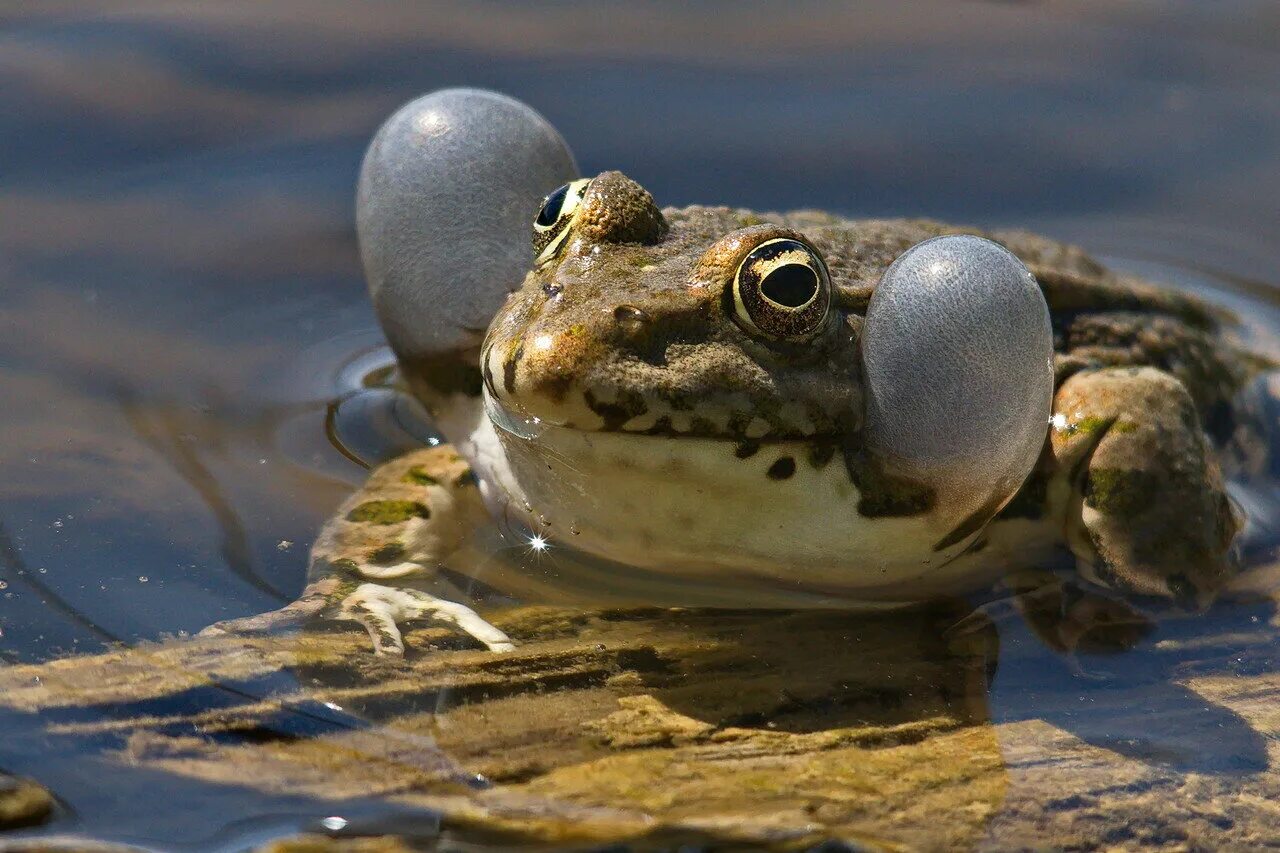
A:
[2,0,1280,849]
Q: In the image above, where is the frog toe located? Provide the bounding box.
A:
[338,583,514,655]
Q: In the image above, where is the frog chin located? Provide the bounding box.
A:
[477,390,1006,601]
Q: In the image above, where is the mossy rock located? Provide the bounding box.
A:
[2,599,1280,850]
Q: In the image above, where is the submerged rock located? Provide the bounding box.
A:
[1,601,1278,850]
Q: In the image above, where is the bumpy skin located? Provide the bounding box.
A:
[204,171,1265,656]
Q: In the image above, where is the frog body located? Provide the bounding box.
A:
[205,170,1263,656]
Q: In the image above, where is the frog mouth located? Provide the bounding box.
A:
[482,385,832,444]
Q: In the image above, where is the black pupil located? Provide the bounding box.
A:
[536,184,569,227]
[760,263,818,308]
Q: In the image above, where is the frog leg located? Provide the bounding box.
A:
[1050,366,1241,609]
[201,445,514,655]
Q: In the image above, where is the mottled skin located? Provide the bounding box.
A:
[205,172,1266,657]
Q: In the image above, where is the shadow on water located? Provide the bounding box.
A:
[986,598,1276,776]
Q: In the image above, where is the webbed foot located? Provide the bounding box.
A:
[338,582,514,654]
[199,577,514,655]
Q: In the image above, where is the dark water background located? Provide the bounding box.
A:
[2,1,1280,848]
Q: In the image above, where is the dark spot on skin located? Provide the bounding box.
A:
[368,542,406,564]
[402,466,440,486]
[583,388,649,431]
[453,470,479,488]
[332,578,360,599]
[668,395,694,412]
[541,373,574,404]
[329,558,360,576]
[845,450,935,518]
[347,500,431,525]
[645,415,674,435]
[690,416,718,435]
[933,493,1009,552]
[807,443,836,469]
[734,442,760,459]
[502,356,518,394]
[767,457,796,480]
[727,411,754,438]
[1083,468,1158,518]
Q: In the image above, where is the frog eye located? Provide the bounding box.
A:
[730,238,831,340]
[533,178,591,266]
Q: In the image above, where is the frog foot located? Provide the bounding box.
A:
[200,577,515,656]
[338,582,515,655]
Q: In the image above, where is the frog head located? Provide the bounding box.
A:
[483,171,863,447]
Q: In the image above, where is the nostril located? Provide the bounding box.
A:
[613,304,649,333]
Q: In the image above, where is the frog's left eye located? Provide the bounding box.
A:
[532,178,591,267]
[730,238,831,340]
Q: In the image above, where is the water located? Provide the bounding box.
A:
[2,2,1280,849]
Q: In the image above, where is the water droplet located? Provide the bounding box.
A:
[321,816,348,831]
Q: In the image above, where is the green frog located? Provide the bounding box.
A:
[204,170,1265,658]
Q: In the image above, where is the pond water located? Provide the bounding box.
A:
[2,2,1280,849]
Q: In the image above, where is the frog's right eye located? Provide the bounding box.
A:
[532,178,591,267]
[730,238,831,341]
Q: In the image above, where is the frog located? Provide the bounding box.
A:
[203,169,1266,659]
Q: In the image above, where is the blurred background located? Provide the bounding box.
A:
[2,0,1279,662]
